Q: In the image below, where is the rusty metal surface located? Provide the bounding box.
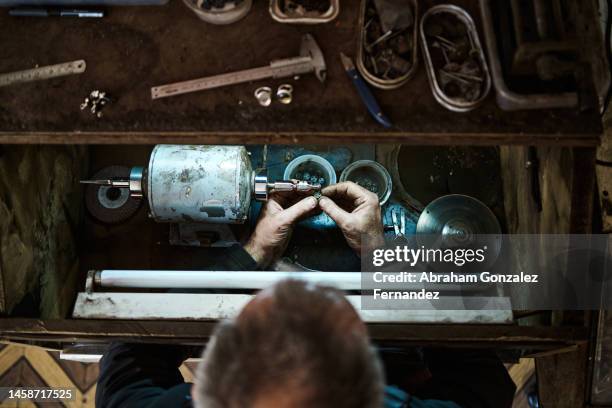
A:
[0,0,602,145]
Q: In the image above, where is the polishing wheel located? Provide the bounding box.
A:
[85,166,142,224]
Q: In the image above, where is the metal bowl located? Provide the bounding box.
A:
[283,154,337,187]
[339,160,392,205]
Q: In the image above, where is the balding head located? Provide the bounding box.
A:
[194,279,384,408]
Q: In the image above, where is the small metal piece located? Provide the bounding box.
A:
[254,86,273,107]
[276,84,294,104]
[254,172,270,201]
[366,30,394,52]
[431,35,457,49]
[129,167,145,198]
[81,89,112,118]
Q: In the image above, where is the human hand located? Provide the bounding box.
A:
[244,194,318,268]
[318,182,385,255]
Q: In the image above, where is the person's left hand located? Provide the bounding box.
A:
[244,194,318,268]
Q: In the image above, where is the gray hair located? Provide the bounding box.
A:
[194,279,385,408]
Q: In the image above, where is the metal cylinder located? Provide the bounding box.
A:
[147,145,253,224]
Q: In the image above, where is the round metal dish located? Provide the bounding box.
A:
[283,154,337,187]
[339,160,392,205]
[417,194,502,268]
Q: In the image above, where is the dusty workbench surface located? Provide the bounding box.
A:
[0,0,603,145]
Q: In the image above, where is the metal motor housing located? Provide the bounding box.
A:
[147,145,254,224]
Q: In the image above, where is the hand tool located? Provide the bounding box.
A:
[9,7,104,18]
[0,60,86,88]
[80,179,130,188]
[267,180,321,194]
[340,53,392,128]
[151,34,326,100]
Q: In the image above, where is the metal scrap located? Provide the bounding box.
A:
[362,0,415,81]
[80,90,112,118]
[279,0,331,16]
[424,12,485,103]
[196,0,244,10]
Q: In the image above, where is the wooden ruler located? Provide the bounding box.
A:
[0,60,87,88]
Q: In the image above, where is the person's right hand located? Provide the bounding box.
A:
[318,182,385,255]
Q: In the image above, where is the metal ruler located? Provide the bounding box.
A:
[151,33,326,100]
[0,60,87,88]
[151,57,314,100]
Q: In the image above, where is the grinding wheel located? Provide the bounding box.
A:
[417,194,502,267]
[85,166,142,224]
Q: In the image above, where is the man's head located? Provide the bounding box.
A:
[194,279,384,408]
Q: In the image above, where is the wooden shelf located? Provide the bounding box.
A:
[0,0,602,145]
[0,319,590,350]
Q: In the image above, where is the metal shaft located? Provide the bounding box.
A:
[268,180,321,193]
[80,179,130,188]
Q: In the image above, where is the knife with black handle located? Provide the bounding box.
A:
[340,53,393,129]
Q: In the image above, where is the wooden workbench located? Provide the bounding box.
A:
[0,0,603,145]
[0,0,607,405]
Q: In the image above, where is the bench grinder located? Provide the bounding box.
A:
[82,145,321,224]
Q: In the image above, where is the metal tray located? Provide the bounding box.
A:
[356,0,419,90]
[269,0,340,24]
[478,0,578,111]
[420,4,491,112]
